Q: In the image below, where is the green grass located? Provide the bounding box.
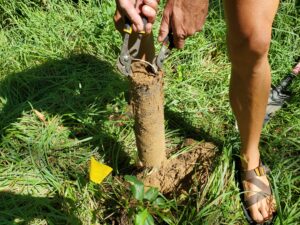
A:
[0,0,299,224]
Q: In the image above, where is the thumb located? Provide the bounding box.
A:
[158,11,170,42]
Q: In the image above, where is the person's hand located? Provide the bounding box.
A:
[114,0,159,34]
[158,0,209,49]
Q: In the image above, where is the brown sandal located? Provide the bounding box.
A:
[239,162,276,225]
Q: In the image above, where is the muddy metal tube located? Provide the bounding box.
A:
[129,61,166,169]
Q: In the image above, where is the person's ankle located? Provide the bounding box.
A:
[241,152,260,170]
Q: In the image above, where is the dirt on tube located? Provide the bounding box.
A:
[129,61,166,169]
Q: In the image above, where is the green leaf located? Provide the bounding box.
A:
[153,197,166,206]
[134,209,154,225]
[124,175,144,201]
[144,187,159,202]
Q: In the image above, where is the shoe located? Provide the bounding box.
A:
[237,161,277,225]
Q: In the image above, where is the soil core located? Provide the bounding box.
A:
[129,61,166,169]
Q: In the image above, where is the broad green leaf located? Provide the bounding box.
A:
[153,197,166,206]
[134,209,154,225]
[144,187,159,202]
[124,175,144,201]
[124,175,139,184]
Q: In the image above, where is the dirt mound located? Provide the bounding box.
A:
[137,140,216,194]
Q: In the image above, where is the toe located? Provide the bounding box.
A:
[260,203,270,221]
[249,205,264,224]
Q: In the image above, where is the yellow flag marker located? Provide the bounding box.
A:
[89,156,113,184]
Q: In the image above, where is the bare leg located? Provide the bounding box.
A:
[224,0,278,223]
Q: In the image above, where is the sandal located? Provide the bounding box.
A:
[238,161,276,225]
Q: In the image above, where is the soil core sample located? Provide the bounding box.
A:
[129,61,166,169]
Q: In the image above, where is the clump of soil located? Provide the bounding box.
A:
[129,62,166,169]
[137,139,216,194]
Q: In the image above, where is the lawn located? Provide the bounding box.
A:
[0,0,299,224]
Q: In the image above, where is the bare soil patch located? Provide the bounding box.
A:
[137,139,216,194]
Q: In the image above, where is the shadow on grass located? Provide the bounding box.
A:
[165,107,223,148]
[0,53,132,174]
[0,191,82,225]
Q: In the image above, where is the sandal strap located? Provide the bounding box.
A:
[245,191,270,208]
[241,165,270,181]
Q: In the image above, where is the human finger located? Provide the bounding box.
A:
[145,23,153,34]
[119,0,144,31]
[142,5,156,24]
[173,36,185,49]
[143,0,158,11]
[158,9,170,42]
[113,9,123,32]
